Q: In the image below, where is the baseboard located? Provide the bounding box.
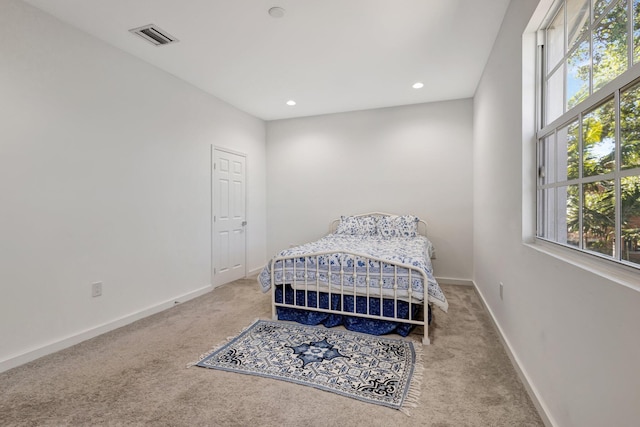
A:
[435,277,474,286]
[0,284,213,374]
[246,267,263,278]
[472,282,556,427]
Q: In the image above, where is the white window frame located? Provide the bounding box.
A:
[535,0,640,272]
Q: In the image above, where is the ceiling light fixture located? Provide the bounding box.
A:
[268,7,286,18]
[286,100,296,106]
[412,82,424,89]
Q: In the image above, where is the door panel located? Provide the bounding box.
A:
[213,148,246,286]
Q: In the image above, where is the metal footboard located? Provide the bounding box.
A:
[270,250,430,345]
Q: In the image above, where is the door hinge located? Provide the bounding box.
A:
[213,162,216,170]
[214,268,217,275]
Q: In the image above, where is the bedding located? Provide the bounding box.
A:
[259,213,447,343]
[258,233,448,312]
[273,285,430,336]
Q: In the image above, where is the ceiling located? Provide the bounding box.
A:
[23,0,511,121]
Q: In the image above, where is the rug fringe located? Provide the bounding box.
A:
[186,318,261,368]
[400,339,424,416]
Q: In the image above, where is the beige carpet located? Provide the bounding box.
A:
[0,278,544,426]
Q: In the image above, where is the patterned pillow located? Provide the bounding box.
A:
[395,215,419,237]
[377,215,419,238]
[336,216,359,234]
[357,216,378,235]
[376,215,397,238]
[336,215,377,235]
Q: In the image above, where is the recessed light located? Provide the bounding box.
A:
[286,100,296,106]
[269,7,286,18]
[412,82,424,89]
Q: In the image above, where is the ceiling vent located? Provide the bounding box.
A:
[129,24,178,46]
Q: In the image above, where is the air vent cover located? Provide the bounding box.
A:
[129,24,178,46]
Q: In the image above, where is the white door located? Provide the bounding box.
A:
[213,148,246,286]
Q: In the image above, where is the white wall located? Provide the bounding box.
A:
[266,100,473,282]
[0,0,266,371]
[474,1,640,426]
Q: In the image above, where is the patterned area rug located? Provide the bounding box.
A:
[192,320,422,412]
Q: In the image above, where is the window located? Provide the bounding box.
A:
[537,0,640,268]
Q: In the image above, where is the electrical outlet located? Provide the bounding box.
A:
[499,282,504,300]
[92,282,102,298]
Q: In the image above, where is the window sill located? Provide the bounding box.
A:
[524,239,640,293]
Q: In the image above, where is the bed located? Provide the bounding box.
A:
[258,212,448,344]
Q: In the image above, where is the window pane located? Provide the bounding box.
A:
[583,180,615,256]
[634,0,640,63]
[558,184,580,246]
[567,0,590,49]
[537,190,543,236]
[594,0,615,22]
[583,99,616,177]
[621,175,640,265]
[539,135,556,184]
[567,40,590,109]
[547,6,566,71]
[593,0,628,92]
[538,1,640,270]
[558,119,580,180]
[620,81,640,170]
[546,65,565,125]
[538,188,556,239]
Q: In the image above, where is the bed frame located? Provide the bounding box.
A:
[270,212,431,345]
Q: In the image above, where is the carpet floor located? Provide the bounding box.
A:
[0,278,544,426]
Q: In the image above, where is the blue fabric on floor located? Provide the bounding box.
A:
[274,285,430,337]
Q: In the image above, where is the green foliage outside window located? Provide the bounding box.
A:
[540,0,640,266]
